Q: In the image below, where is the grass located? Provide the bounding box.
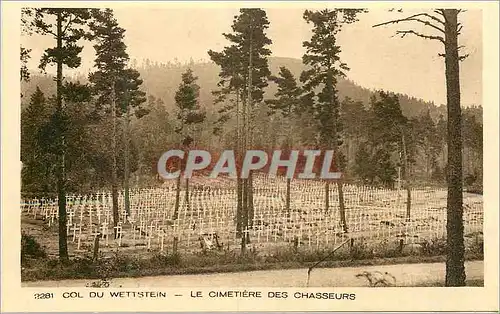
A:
[413,278,484,287]
[21,235,484,282]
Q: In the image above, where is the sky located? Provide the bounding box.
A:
[21,6,482,106]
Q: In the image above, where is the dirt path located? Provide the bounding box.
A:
[23,260,483,287]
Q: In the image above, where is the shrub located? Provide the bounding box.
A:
[21,233,46,264]
[146,252,182,268]
[372,239,403,258]
[466,233,484,257]
[420,238,447,256]
[349,240,374,260]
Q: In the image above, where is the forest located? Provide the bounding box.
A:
[20,9,483,196]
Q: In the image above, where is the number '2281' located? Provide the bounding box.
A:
[34,293,54,299]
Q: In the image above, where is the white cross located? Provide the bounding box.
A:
[101,221,109,246]
[71,224,80,242]
[114,223,123,246]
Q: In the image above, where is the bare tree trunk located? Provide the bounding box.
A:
[240,94,248,247]
[338,181,348,233]
[241,176,248,253]
[286,178,291,217]
[173,158,181,220]
[111,85,119,239]
[185,178,190,211]
[406,187,411,219]
[124,105,130,217]
[444,9,465,287]
[334,142,348,233]
[240,91,248,248]
[247,172,254,230]
[241,29,253,251]
[235,92,243,237]
[402,132,411,221]
[335,138,348,233]
[56,11,68,261]
[236,177,243,237]
[324,182,329,212]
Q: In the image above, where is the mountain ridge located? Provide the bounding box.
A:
[21,57,480,120]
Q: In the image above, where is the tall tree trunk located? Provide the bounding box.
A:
[444,9,465,287]
[235,92,243,237]
[111,85,119,239]
[56,11,68,261]
[338,181,348,233]
[241,29,253,251]
[247,172,254,231]
[402,132,411,221]
[240,93,248,247]
[124,105,130,217]
[324,182,329,212]
[329,72,348,233]
[236,178,243,237]
[185,178,190,211]
[173,158,181,220]
[241,177,248,253]
[286,178,291,217]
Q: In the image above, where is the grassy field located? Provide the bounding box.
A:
[21,176,484,282]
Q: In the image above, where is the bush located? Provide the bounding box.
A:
[420,238,447,256]
[372,239,403,258]
[147,252,181,268]
[466,233,484,257]
[349,240,374,260]
[21,233,46,264]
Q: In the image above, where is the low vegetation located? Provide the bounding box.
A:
[21,235,483,282]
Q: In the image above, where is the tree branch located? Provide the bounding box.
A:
[415,12,445,25]
[46,29,57,38]
[396,30,445,43]
[373,15,445,33]
[411,17,445,33]
[62,15,74,36]
[459,54,469,62]
[434,9,445,17]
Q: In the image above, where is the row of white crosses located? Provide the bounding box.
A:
[21,175,484,252]
[463,193,483,235]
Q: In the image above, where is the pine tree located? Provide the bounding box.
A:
[416,110,438,178]
[267,66,303,215]
[374,9,468,286]
[89,9,147,230]
[354,143,376,184]
[341,97,368,174]
[300,9,364,232]
[368,92,411,210]
[118,68,148,218]
[208,8,272,245]
[209,45,245,235]
[21,9,33,84]
[267,66,302,117]
[21,87,51,192]
[173,68,206,220]
[31,8,93,261]
[20,47,31,83]
[89,8,127,236]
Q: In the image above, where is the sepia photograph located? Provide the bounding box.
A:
[2,1,499,312]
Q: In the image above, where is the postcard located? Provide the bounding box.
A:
[2,1,498,312]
